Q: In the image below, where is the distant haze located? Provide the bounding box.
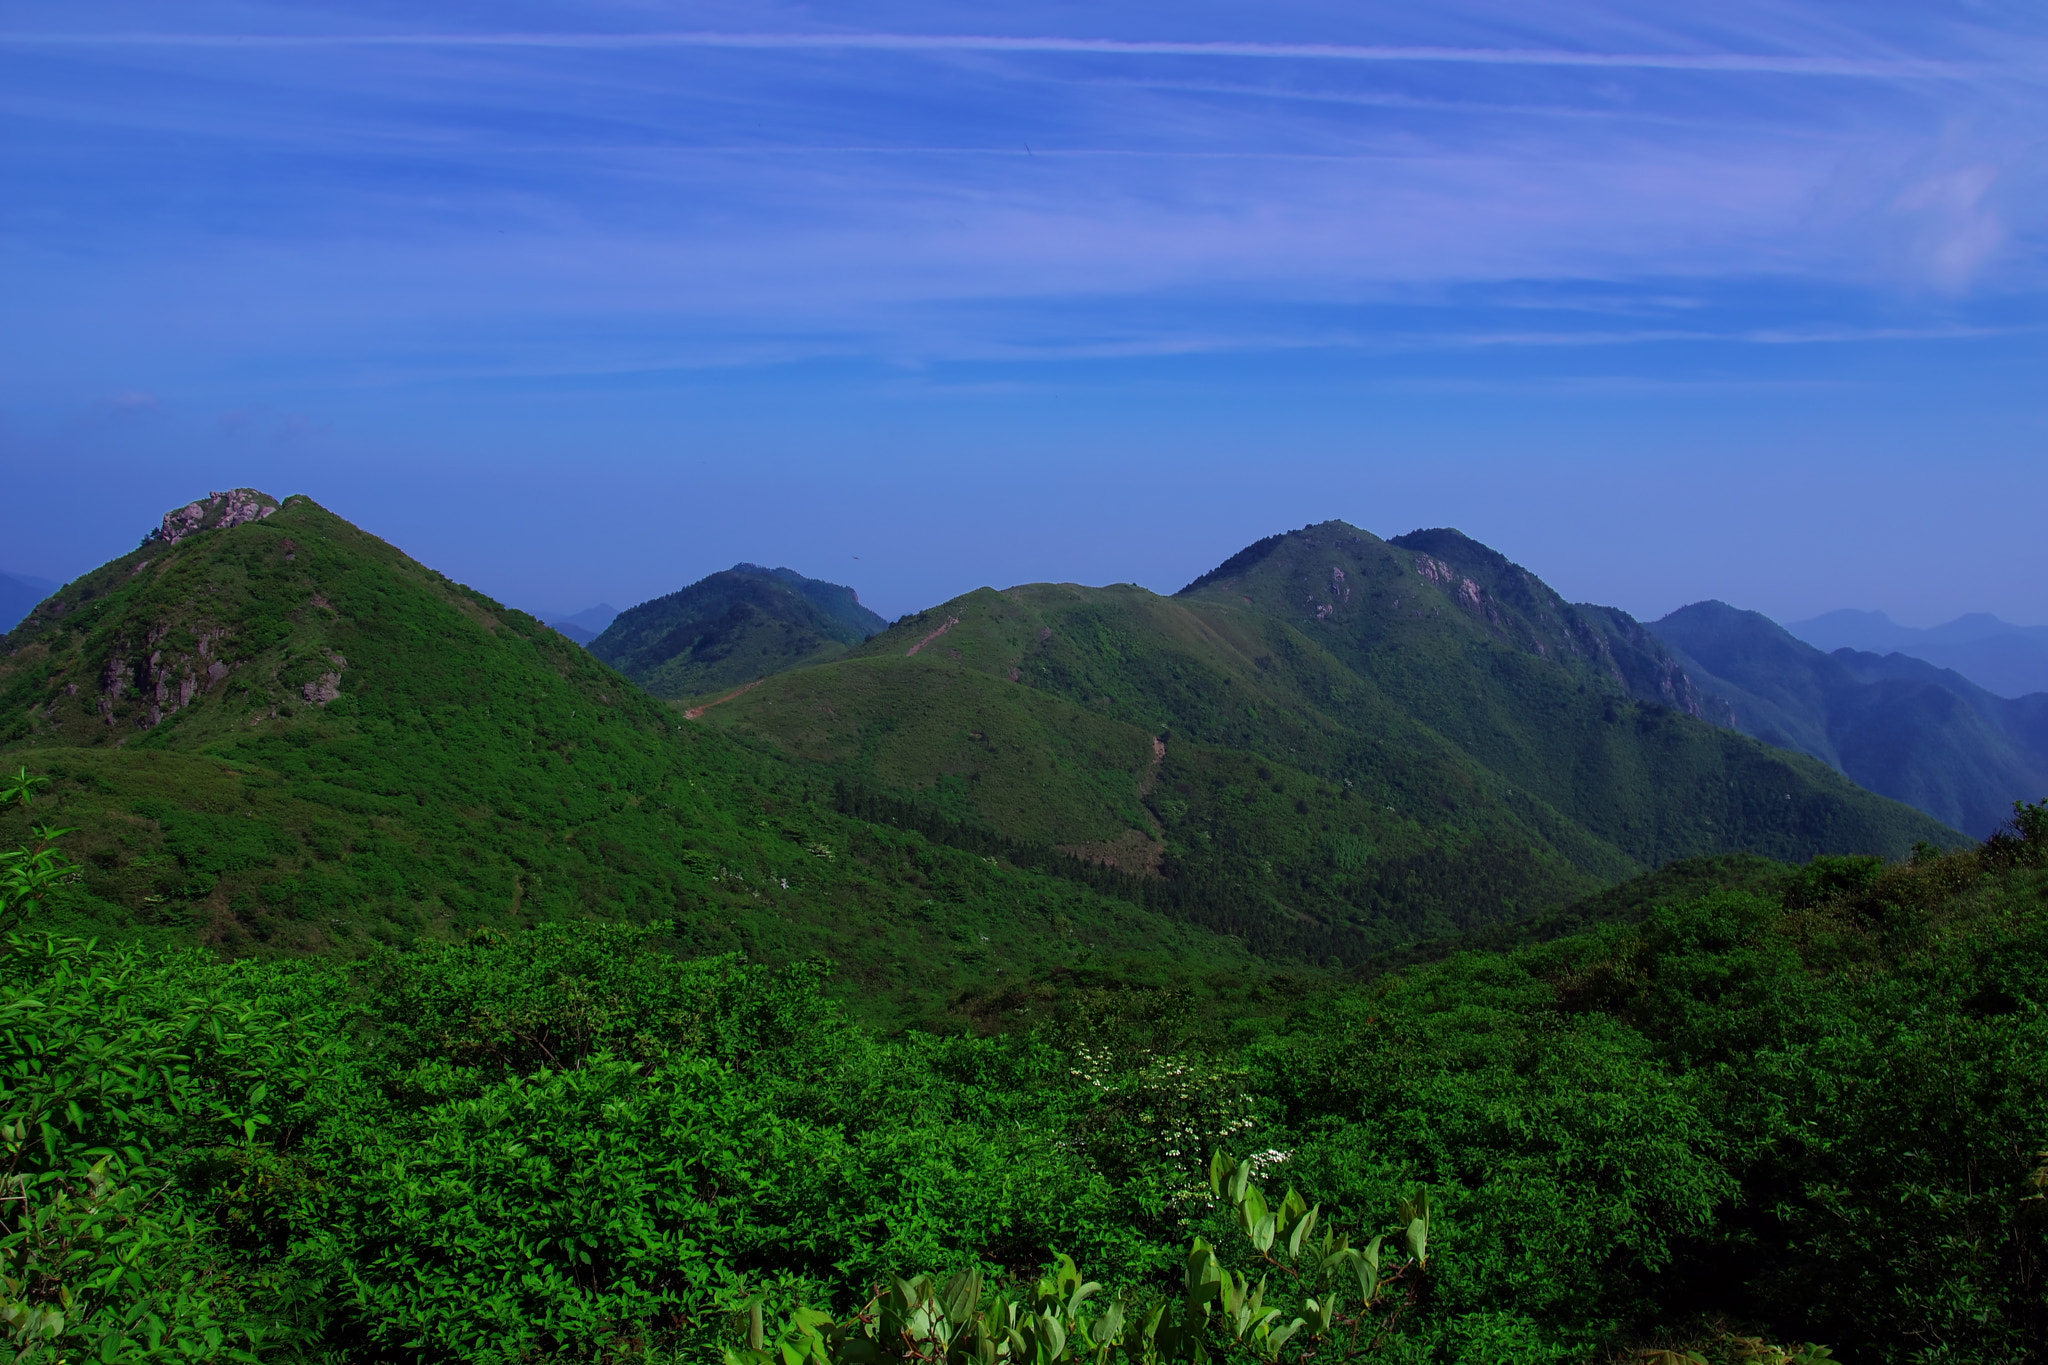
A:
[1786,611,2048,700]
[0,572,59,634]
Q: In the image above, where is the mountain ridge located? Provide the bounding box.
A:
[0,570,58,635]
[1786,607,2048,698]
[694,520,1955,959]
[0,492,1249,1019]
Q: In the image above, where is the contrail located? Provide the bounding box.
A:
[0,29,1974,78]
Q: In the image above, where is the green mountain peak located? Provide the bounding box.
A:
[591,563,887,699]
[0,496,1232,1001]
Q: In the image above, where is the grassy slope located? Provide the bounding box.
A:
[697,587,1603,959]
[699,524,1955,962]
[0,496,1254,1024]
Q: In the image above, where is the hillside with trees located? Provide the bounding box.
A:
[590,564,887,699]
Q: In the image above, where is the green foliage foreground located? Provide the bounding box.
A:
[2,788,2045,1362]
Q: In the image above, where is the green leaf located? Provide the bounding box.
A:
[1236,1182,1268,1239]
[1037,1312,1066,1361]
[1286,1206,1318,1262]
[1266,1319,1305,1356]
[942,1269,983,1328]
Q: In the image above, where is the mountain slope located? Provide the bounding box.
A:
[1653,600,2048,836]
[592,565,886,698]
[694,521,1955,960]
[0,491,1254,1020]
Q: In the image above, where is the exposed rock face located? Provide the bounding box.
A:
[94,623,246,730]
[146,489,278,547]
[302,652,348,705]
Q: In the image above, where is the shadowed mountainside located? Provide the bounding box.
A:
[1653,600,2048,837]
[591,565,886,698]
[0,570,58,635]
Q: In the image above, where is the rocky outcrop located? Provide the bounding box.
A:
[302,652,347,705]
[145,489,278,547]
[95,623,245,729]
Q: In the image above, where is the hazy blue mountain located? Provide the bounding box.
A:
[556,603,618,635]
[0,571,58,634]
[1653,601,2048,837]
[539,603,618,648]
[591,565,886,698]
[1787,608,2048,699]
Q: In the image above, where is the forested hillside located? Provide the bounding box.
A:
[5,762,2043,1362]
[2,494,2042,1363]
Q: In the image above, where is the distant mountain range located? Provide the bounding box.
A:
[1787,608,2048,699]
[589,564,886,699]
[0,570,58,634]
[1651,603,2048,838]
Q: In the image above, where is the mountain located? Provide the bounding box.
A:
[0,570,59,634]
[560,602,619,633]
[591,565,887,699]
[545,601,618,645]
[1787,608,2048,699]
[1654,601,2048,837]
[689,520,1955,960]
[0,490,1251,1020]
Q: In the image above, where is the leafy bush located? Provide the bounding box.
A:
[2,778,2044,1361]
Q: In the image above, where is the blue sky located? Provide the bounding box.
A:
[3,1,2044,626]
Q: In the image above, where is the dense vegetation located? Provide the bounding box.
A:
[5,765,2043,1362]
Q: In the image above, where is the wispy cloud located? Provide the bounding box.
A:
[0,28,1987,79]
[2,0,2044,391]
